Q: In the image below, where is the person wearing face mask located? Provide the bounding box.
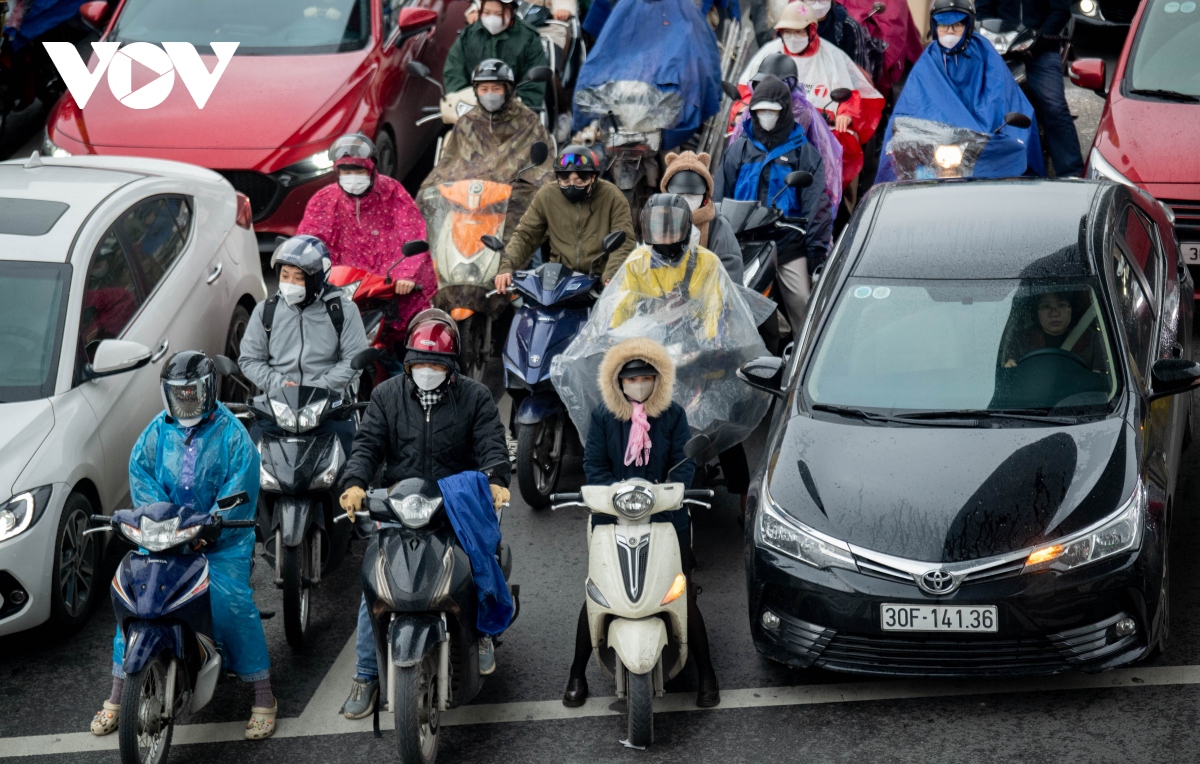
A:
[493,145,636,294]
[337,310,512,718]
[444,0,550,110]
[562,338,719,708]
[715,75,832,334]
[810,0,887,85]
[660,151,743,284]
[874,0,1044,181]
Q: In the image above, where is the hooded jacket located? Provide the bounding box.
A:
[443,18,549,108]
[583,338,696,486]
[238,289,370,393]
[661,150,743,283]
[610,245,727,339]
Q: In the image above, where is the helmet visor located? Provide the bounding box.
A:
[328,135,374,162]
[641,204,691,246]
[163,376,214,422]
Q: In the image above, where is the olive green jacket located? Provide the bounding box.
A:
[443,19,549,108]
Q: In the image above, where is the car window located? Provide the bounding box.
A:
[0,198,70,236]
[78,231,144,365]
[1111,235,1157,384]
[117,196,191,298]
[1127,0,1200,98]
[1116,205,1158,299]
[0,262,70,402]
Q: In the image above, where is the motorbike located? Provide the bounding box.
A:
[550,443,712,748]
[977,18,1073,90]
[885,112,1033,181]
[515,0,587,144]
[407,60,556,144]
[85,491,257,764]
[483,229,627,508]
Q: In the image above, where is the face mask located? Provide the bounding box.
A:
[411,367,447,391]
[480,13,505,34]
[754,110,780,131]
[938,33,963,50]
[808,0,831,17]
[781,32,808,54]
[560,182,591,203]
[478,92,506,113]
[622,379,655,403]
[279,282,306,306]
[681,193,705,212]
[339,174,370,196]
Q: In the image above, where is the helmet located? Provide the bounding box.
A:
[404,309,461,360]
[160,351,217,427]
[619,358,659,379]
[271,235,332,301]
[775,2,817,30]
[752,53,799,88]
[930,0,975,47]
[327,133,375,162]
[641,194,693,247]
[555,145,601,175]
[472,58,515,86]
[665,170,709,196]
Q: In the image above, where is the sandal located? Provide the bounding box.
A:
[90,701,119,736]
[245,699,278,740]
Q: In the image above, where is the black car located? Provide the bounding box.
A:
[739,179,1196,677]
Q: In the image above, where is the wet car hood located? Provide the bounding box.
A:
[767,414,1133,563]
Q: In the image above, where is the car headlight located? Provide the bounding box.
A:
[934,144,964,169]
[41,132,71,158]
[759,481,857,572]
[1086,147,1136,187]
[124,516,202,553]
[612,485,656,521]
[273,148,335,188]
[270,399,298,431]
[0,487,53,543]
[388,494,444,528]
[310,438,344,489]
[1024,483,1145,573]
[1079,0,1098,16]
[340,281,362,303]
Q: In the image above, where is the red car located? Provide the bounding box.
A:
[1070,0,1200,294]
[42,0,465,253]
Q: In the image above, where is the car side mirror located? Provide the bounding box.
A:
[84,340,152,381]
[481,234,505,252]
[1149,358,1200,401]
[530,141,549,166]
[785,170,813,189]
[601,230,627,255]
[352,348,383,371]
[212,354,239,377]
[389,7,438,49]
[1068,58,1106,97]
[737,356,787,399]
[524,66,554,83]
[79,0,111,29]
[216,492,250,511]
[721,80,741,101]
[1002,111,1032,130]
[829,88,852,104]
[402,239,429,256]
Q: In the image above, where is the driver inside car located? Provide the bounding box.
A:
[1002,290,1106,372]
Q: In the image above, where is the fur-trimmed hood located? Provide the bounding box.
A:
[598,338,675,421]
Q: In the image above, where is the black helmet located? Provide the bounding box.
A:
[619,358,659,379]
[160,351,217,426]
[472,58,515,86]
[641,194,692,247]
[555,145,601,175]
[930,0,976,47]
[271,235,332,302]
[327,133,375,162]
[665,170,709,196]
[751,53,799,88]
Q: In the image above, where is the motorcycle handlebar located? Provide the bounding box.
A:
[550,492,582,503]
[221,520,257,528]
[685,489,715,499]
[90,514,110,524]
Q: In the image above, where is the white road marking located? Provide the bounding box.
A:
[5,636,1199,759]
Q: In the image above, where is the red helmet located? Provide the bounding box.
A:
[405,309,460,358]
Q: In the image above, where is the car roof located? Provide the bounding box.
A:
[852,180,1104,280]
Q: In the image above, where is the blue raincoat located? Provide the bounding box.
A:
[583,0,740,38]
[438,471,513,636]
[875,36,1044,182]
[731,122,810,218]
[4,0,85,49]
[112,404,268,681]
[573,0,721,149]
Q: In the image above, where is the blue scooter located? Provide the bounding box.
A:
[483,230,626,508]
[87,493,255,764]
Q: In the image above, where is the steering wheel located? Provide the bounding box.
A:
[1014,347,1091,371]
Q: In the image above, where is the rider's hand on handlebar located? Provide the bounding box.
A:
[494,272,513,295]
[490,484,510,512]
[394,279,417,295]
[553,8,572,19]
[340,487,366,521]
[835,114,853,133]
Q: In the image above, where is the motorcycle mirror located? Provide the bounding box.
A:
[785,171,814,189]
[79,1,111,29]
[601,230,627,256]
[524,66,554,83]
[530,141,549,166]
[721,80,741,101]
[402,239,429,256]
[406,61,432,80]
[351,348,383,371]
[212,354,239,377]
[829,88,853,104]
[216,492,250,511]
[1002,111,1032,130]
[867,1,886,17]
[481,234,505,252]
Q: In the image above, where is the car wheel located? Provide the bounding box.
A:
[221,305,255,403]
[50,492,102,634]
[375,130,398,179]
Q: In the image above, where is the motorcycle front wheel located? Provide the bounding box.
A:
[118,654,175,764]
[516,416,564,509]
[625,669,654,748]
[282,531,316,649]
[395,652,440,764]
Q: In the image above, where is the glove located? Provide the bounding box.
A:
[490,484,511,512]
[340,487,366,521]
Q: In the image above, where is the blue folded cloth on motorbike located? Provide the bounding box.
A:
[438,471,514,636]
[875,36,1045,182]
[5,0,85,49]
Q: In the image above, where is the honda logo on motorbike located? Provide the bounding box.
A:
[43,42,239,109]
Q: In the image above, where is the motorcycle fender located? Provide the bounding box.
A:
[607,617,667,676]
[516,393,563,426]
[389,613,448,668]
[189,643,223,713]
[278,496,315,548]
[122,621,185,676]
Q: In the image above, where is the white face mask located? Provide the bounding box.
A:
[781,32,809,54]
[622,379,655,403]
[478,92,506,113]
[411,367,447,391]
[938,33,963,50]
[754,110,780,131]
[681,193,705,212]
[808,0,831,17]
[339,174,370,196]
[480,13,505,34]
[279,282,306,306]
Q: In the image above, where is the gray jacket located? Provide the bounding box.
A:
[238,290,369,394]
[707,213,743,285]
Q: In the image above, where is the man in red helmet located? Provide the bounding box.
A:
[335,309,512,718]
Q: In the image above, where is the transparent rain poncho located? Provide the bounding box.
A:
[881,117,992,181]
[551,245,775,455]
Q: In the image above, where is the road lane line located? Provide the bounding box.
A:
[6,663,1200,758]
[296,633,359,725]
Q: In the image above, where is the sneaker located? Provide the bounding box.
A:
[341,676,378,719]
[479,636,496,675]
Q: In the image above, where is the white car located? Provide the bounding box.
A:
[0,153,267,636]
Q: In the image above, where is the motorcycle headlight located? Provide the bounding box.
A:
[1086,147,1136,187]
[934,144,964,169]
[270,399,298,432]
[310,438,344,490]
[273,149,336,188]
[450,261,484,285]
[41,132,71,158]
[759,481,857,572]
[0,486,52,543]
[612,485,655,521]
[1079,0,1098,15]
[743,256,762,288]
[340,280,362,303]
[131,517,202,553]
[1024,484,1145,573]
[388,494,444,528]
[297,399,327,433]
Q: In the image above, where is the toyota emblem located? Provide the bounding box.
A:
[918,569,957,595]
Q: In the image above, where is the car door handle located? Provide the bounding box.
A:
[151,339,170,363]
[206,263,223,285]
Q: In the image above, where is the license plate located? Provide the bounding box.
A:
[881,603,997,633]
[1183,243,1200,264]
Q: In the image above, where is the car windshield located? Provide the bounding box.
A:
[1128,0,1200,98]
[0,262,70,403]
[805,278,1121,416]
[111,0,372,55]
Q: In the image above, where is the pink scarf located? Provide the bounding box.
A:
[624,402,652,467]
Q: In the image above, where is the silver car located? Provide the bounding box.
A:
[0,153,267,636]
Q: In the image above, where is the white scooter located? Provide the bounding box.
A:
[551,442,712,748]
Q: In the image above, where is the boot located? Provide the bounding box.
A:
[688,585,721,708]
[563,604,591,707]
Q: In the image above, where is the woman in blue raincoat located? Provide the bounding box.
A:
[875,0,1043,182]
[90,352,276,741]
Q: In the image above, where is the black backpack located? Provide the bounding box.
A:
[261,293,344,337]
